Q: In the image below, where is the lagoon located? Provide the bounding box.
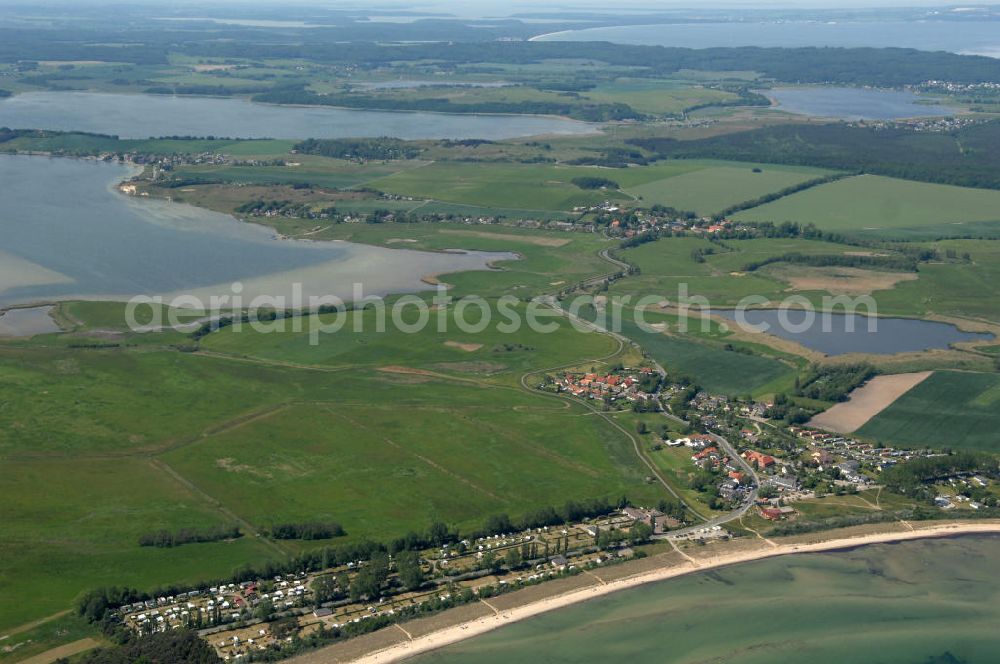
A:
[417,536,1000,664]
[768,86,958,120]
[0,91,594,140]
[714,309,993,355]
[0,155,513,310]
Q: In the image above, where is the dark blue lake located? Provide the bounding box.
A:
[715,309,993,356]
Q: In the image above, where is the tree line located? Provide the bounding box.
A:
[712,173,853,220]
[571,176,620,190]
[268,521,345,541]
[794,364,877,402]
[138,524,242,548]
[741,251,920,273]
[294,137,423,161]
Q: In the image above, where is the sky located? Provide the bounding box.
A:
[3,0,998,8]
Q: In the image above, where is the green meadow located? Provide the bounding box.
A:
[627,163,831,215]
[579,78,741,115]
[161,392,654,545]
[0,456,278,630]
[735,175,1000,231]
[368,160,828,214]
[858,371,1000,452]
[610,236,869,305]
[867,239,1000,322]
[0,305,672,631]
[170,155,418,190]
[369,162,635,211]
[614,316,796,396]
[611,235,1000,324]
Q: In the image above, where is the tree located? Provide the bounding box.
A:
[504,547,523,570]
[480,551,501,574]
[396,551,424,591]
[350,552,390,601]
[427,521,451,546]
[629,521,653,545]
[254,598,275,621]
[311,575,338,606]
[77,630,221,664]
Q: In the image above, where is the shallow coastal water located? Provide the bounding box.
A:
[416,535,1000,664]
[0,155,514,309]
[533,20,1000,57]
[0,91,594,140]
[0,305,60,336]
[768,86,959,120]
[714,309,993,355]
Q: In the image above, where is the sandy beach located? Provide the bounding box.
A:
[330,521,1000,663]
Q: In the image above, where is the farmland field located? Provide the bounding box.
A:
[627,163,831,215]
[369,162,635,211]
[734,175,1000,231]
[369,160,829,214]
[857,371,1000,452]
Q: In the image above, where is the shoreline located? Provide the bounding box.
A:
[336,521,1000,663]
[1,90,602,139]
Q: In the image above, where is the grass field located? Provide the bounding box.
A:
[867,239,1000,322]
[370,162,634,211]
[734,175,1000,231]
[580,78,740,116]
[0,456,278,630]
[627,163,830,215]
[369,160,829,214]
[161,391,653,544]
[858,371,1000,452]
[611,235,1000,324]
[169,155,417,190]
[0,304,672,631]
[610,236,869,306]
[614,316,796,396]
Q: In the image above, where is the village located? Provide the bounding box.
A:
[546,366,659,407]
